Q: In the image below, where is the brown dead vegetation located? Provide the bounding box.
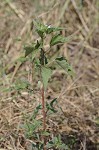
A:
[0,0,99,149]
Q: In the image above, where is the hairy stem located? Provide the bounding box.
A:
[40,39,46,149]
[41,86,46,130]
[41,86,46,150]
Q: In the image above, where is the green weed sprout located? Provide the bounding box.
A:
[24,20,74,149]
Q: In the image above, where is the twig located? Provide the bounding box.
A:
[6,0,25,21]
[57,0,70,26]
[41,86,46,131]
[41,86,46,150]
[71,0,89,32]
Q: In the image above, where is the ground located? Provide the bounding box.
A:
[0,0,99,149]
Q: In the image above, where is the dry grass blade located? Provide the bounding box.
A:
[0,0,99,149]
[71,0,89,32]
[6,0,25,21]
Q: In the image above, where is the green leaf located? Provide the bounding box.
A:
[33,20,48,38]
[41,131,50,136]
[46,135,68,149]
[56,57,75,76]
[33,20,67,39]
[35,59,41,67]
[14,80,30,90]
[46,98,57,113]
[24,40,41,57]
[41,67,52,90]
[50,98,57,107]
[46,142,53,148]
[24,46,35,57]
[17,56,28,63]
[95,117,99,126]
[24,120,42,138]
[33,20,64,37]
[1,87,12,92]
[46,26,64,34]
[50,34,73,46]
[31,104,42,120]
[35,40,41,49]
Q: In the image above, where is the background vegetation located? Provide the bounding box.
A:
[0,0,99,149]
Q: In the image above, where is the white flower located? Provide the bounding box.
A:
[45,25,51,28]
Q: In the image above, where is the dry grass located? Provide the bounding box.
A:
[0,0,99,149]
